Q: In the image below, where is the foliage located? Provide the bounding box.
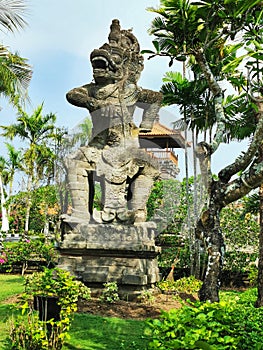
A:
[100,282,120,304]
[0,0,32,106]
[9,267,91,350]
[0,274,149,350]
[0,104,61,232]
[149,179,259,275]
[147,178,195,270]
[137,290,155,305]
[24,267,91,301]
[7,185,60,233]
[157,276,202,294]
[0,239,58,275]
[93,182,103,211]
[147,178,193,233]
[156,233,191,269]
[146,289,263,349]
[146,0,263,302]
[220,202,259,272]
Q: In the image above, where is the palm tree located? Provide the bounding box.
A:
[0,144,22,234]
[4,142,22,199]
[0,0,32,106]
[0,156,9,233]
[72,116,92,147]
[1,104,57,232]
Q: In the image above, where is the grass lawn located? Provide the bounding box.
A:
[0,274,25,348]
[0,274,149,350]
[65,314,148,350]
[0,274,24,302]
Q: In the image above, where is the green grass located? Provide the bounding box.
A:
[0,274,24,302]
[1,274,256,350]
[0,274,25,348]
[65,314,148,350]
[0,274,149,350]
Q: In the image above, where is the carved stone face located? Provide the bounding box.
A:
[90,19,144,85]
[90,44,124,84]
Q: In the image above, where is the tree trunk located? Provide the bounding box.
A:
[255,184,263,307]
[24,173,33,233]
[196,180,225,302]
[0,175,9,233]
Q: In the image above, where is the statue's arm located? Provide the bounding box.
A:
[66,84,102,112]
[137,89,163,132]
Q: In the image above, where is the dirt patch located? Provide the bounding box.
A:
[3,292,197,320]
[78,293,197,320]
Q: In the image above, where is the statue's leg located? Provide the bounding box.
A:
[101,178,133,223]
[65,149,91,221]
[128,174,155,222]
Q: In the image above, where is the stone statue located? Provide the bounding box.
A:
[59,20,162,295]
[64,19,162,225]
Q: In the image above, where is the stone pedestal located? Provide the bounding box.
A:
[58,221,161,298]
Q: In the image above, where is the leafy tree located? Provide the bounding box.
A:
[71,116,92,146]
[146,0,263,301]
[221,202,259,273]
[7,185,60,234]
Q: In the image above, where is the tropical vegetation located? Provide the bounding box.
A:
[145,0,263,303]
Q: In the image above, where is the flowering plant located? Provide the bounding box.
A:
[0,252,7,265]
[0,239,58,274]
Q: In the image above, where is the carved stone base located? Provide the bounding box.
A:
[58,221,161,299]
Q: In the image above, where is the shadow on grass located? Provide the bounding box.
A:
[64,313,149,350]
[0,276,24,284]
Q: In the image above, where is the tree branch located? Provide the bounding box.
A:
[223,160,263,205]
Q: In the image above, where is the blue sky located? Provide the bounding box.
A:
[0,0,248,178]
[2,0,171,126]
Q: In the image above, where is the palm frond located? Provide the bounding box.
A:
[0,0,28,33]
[0,45,32,104]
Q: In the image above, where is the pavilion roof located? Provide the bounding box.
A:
[139,122,189,149]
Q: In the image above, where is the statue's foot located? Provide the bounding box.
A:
[134,209,146,223]
[101,208,116,223]
[116,209,135,224]
[60,212,90,224]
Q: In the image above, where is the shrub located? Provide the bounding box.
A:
[100,281,120,303]
[0,239,58,274]
[157,276,202,295]
[9,267,91,350]
[146,289,263,349]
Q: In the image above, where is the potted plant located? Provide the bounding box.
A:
[10,267,91,349]
[26,267,91,320]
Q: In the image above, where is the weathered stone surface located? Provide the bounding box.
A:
[59,221,161,289]
[63,18,161,225]
[59,19,162,295]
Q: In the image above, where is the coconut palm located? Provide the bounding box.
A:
[0,156,9,232]
[0,0,32,106]
[1,104,57,232]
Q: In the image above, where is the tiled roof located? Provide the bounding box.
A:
[139,122,189,149]
[139,122,181,136]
